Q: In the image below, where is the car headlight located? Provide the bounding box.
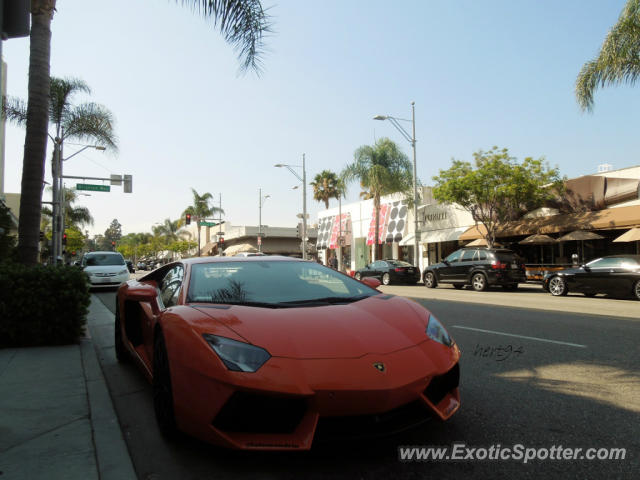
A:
[203,334,271,372]
[426,314,453,347]
[118,269,129,275]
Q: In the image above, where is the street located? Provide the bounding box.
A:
[89,284,639,479]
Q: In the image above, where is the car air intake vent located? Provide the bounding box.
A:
[213,392,307,434]
[424,363,460,405]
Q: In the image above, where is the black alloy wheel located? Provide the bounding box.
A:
[153,331,178,438]
[634,280,640,301]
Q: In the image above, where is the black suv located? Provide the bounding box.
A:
[423,247,526,291]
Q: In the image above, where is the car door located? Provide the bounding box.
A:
[144,264,184,361]
[453,249,477,282]
[371,260,387,280]
[575,257,619,294]
[438,250,463,282]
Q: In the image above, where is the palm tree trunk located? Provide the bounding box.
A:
[17,0,55,265]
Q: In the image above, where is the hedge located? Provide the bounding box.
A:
[0,263,91,347]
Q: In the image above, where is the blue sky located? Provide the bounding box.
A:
[3,0,639,237]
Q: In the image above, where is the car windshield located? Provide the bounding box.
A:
[187,261,379,306]
[83,254,125,266]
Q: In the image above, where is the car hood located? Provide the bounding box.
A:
[190,296,431,359]
[84,265,127,274]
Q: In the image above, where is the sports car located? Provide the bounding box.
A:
[115,256,461,450]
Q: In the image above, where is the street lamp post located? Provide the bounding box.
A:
[374,102,420,268]
[275,154,308,260]
[53,143,106,264]
[258,188,270,253]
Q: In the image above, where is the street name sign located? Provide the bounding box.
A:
[199,221,217,227]
[77,183,110,192]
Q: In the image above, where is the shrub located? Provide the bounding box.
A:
[0,263,91,347]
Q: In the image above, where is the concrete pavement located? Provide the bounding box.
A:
[0,297,136,480]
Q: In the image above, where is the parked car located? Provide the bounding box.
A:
[543,255,640,300]
[354,259,420,285]
[115,256,460,450]
[81,251,130,289]
[423,247,526,291]
[137,261,147,271]
[125,260,135,273]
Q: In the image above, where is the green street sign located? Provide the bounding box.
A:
[199,221,217,227]
[77,183,110,192]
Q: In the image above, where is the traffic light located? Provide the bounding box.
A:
[219,237,225,248]
[62,233,67,245]
[186,213,191,225]
[296,223,301,238]
[111,241,116,250]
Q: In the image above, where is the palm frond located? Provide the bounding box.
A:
[62,102,118,150]
[178,0,272,74]
[576,0,640,111]
[2,95,28,125]
[50,77,91,128]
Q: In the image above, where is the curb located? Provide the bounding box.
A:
[82,298,137,480]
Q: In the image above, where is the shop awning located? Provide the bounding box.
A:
[458,204,640,240]
[414,226,470,244]
[613,227,640,242]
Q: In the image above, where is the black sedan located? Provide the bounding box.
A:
[354,259,420,285]
[543,255,640,300]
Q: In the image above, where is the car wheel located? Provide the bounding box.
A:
[424,271,437,288]
[382,273,391,285]
[153,330,178,439]
[114,301,127,363]
[355,272,362,281]
[471,273,487,292]
[634,280,640,300]
[548,276,568,296]
[453,284,464,290]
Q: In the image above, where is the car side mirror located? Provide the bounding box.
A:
[127,284,157,302]
[581,265,590,272]
[443,259,450,265]
[362,277,381,289]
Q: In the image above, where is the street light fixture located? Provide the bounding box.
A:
[374,102,419,268]
[275,154,308,260]
[258,188,270,253]
[52,143,107,264]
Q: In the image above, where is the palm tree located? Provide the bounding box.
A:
[14,0,271,265]
[182,188,224,255]
[6,75,117,264]
[154,218,190,244]
[41,188,94,230]
[310,170,343,209]
[341,138,414,260]
[576,0,640,111]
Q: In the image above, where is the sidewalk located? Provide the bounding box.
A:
[0,298,136,480]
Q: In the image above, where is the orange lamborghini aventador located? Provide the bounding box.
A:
[115,256,460,450]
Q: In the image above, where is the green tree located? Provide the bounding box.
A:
[341,138,414,259]
[64,226,85,256]
[576,0,640,111]
[310,170,343,209]
[104,219,123,248]
[154,218,190,244]
[13,0,271,266]
[41,188,94,231]
[432,147,562,248]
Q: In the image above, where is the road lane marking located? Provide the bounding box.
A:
[451,325,587,348]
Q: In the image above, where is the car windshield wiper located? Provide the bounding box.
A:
[279,295,372,306]
[190,300,283,309]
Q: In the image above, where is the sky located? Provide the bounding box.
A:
[3,0,639,237]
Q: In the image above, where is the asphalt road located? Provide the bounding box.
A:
[90,285,639,480]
